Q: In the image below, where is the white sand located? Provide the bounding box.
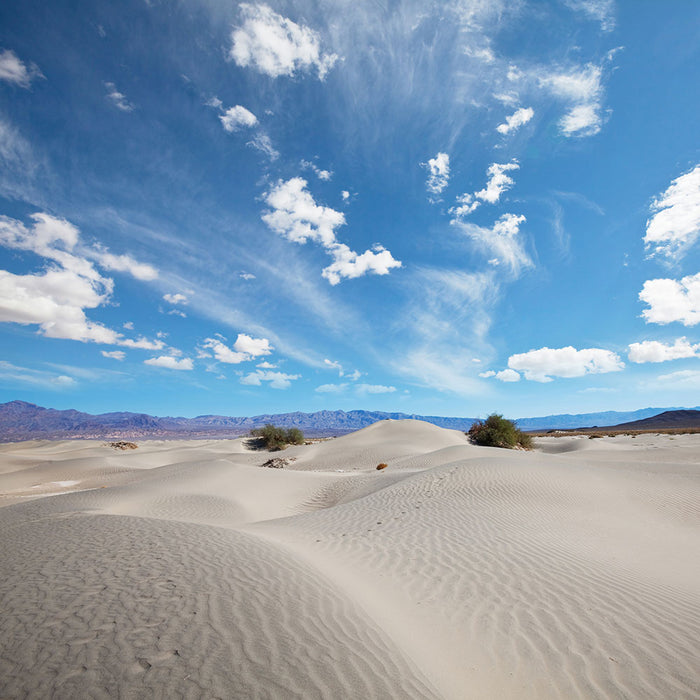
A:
[0,421,698,698]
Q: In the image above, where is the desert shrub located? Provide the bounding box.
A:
[250,424,305,451]
[376,463,388,470]
[467,414,533,450]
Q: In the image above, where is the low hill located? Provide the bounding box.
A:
[610,409,700,431]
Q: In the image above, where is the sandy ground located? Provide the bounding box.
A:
[0,420,698,699]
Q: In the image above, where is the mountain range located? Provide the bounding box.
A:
[1,401,699,442]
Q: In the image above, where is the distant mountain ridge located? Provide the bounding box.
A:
[1,400,699,442]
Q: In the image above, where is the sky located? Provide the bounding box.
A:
[0,0,699,419]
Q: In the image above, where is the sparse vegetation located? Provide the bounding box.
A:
[249,424,305,451]
[376,463,388,470]
[467,414,533,450]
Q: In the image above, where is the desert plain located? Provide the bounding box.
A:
[0,419,698,699]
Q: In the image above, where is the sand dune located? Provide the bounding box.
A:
[1,421,698,698]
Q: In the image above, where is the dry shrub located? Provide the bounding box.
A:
[376,463,388,470]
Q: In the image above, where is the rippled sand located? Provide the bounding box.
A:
[1,422,698,698]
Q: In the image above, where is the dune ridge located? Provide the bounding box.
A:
[1,420,698,698]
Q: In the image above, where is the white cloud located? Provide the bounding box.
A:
[562,0,616,31]
[508,346,624,382]
[496,107,534,134]
[239,272,256,281]
[644,165,700,259]
[104,82,134,112]
[144,355,193,370]
[163,293,188,305]
[452,213,532,276]
[301,159,333,181]
[479,370,496,378]
[230,3,338,80]
[324,358,343,374]
[656,369,700,389]
[356,383,396,394]
[628,337,700,363]
[240,370,300,389]
[0,213,162,348]
[256,361,277,369]
[247,132,279,160]
[234,333,272,357]
[495,368,520,382]
[639,273,700,326]
[451,161,520,219]
[559,104,602,137]
[322,243,402,285]
[316,382,347,393]
[474,161,520,203]
[346,369,362,381]
[341,190,350,201]
[262,177,401,284]
[90,250,158,281]
[101,350,126,360]
[220,105,258,132]
[0,49,43,87]
[205,96,223,109]
[201,334,272,364]
[541,64,604,137]
[0,360,76,388]
[423,152,450,200]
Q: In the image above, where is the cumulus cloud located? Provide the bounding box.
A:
[507,346,624,382]
[101,350,126,360]
[230,3,338,80]
[451,161,520,219]
[240,272,256,281]
[104,82,134,112]
[541,64,604,137]
[495,368,520,382]
[452,213,532,276]
[628,337,700,363]
[163,293,188,305]
[201,334,272,364]
[220,105,258,132]
[262,177,401,284]
[639,273,700,326]
[301,159,332,180]
[423,152,450,200]
[0,212,162,347]
[240,370,300,389]
[496,107,534,135]
[144,355,193,370]
[356,383,396,394]
[644,165,700,259]
[316,382,347,393]
[0,49,43,87]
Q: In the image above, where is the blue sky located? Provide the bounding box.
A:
[1,0,699,419]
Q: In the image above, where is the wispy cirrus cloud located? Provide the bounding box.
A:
[104,82,134,112]
[0,49,43,88]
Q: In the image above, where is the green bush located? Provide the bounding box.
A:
[250,424,305,451]
[467,413,533,450]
